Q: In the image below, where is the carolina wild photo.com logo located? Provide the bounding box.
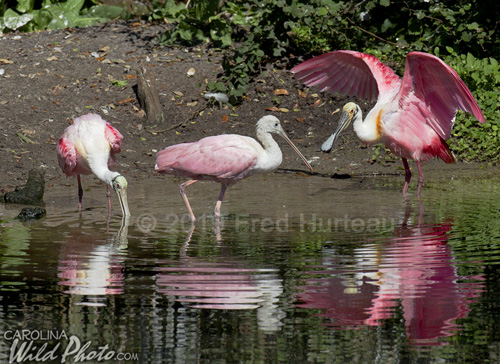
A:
[3,330,138,363]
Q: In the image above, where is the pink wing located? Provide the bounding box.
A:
[155,135,259,181]
[57,137,77,176]
[104,121,123,154]
[291,50,401,101]
[396,52,485,140]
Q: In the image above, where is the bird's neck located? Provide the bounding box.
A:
[254,132,282,171]
[353,108,381,144]
[93,167,120,186]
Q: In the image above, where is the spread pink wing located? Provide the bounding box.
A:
[291,50,401,101]
[155,135,258,181]
[57,137,77,176]
[104,121,123,154]
[396,52,485,140]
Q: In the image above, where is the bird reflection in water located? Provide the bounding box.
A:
[297,203,484,346]
[57,217,129,305]
[155,228,285,333]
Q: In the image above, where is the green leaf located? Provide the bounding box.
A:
[81,5,125,21]
[468,22,479,30]
[380,0,390,6]
[110,79,128,87]
[4,9,33,30]
[16,0,34,14]
[317,7,328,16]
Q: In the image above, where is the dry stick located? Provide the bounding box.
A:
[147,106,206,134]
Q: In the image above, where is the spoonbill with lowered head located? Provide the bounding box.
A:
[292,50,485,194]
[57,113,130,217]
[155,115,313,222]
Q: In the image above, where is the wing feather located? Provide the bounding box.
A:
[155,135,259,181]
[57,137,77,176]
[397,52,485,139]
[292,50,400,101]
[104,121,124,153]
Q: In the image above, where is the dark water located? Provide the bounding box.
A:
[1,170,500,363]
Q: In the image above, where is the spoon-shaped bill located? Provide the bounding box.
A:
[321,110,353,153]
[113,175,131,217]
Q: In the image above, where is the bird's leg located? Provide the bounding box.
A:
[106,184,112,217]
[77,175,83,212]
[214,184,228,223]
[180,180,198,223]
[402,158,411,195]
[416,161,424,197]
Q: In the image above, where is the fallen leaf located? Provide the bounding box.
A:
[125,74,137,79]
[313,99,322,107]
[116,97,135,105]
[298,89,307,98]
[0,59,14,64]
[273,89,289,96]
[265,107,289,113]
[17,132,35,144]
[100,46,110,52]
[222,115,229,123]
[173,91,184,97]
[186,101,198,107]
[46,56,58,61]
[187,68,195,77]
[296,118,305,122]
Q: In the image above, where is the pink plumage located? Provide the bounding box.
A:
[57,113,130,216]
[155,115,312,223]
[155,134,259,184]
[292,50,485,194]
[57,113,123,177]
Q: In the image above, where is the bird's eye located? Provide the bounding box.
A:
[274,122,278,127]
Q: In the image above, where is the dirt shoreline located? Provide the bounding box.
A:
[0,21,494,194]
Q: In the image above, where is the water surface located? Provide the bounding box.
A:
[1,170,500,363]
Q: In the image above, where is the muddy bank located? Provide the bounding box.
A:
[0,21,493,195]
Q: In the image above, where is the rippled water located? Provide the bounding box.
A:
[1,170,500,363]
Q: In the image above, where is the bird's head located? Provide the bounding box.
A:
[321,102,360,153]
[112,175,130,217]
[256,115,282,136]
[256,115,313,172]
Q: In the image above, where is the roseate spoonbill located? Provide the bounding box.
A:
[291,51,485,194]
[57,113,130,217]
[155,115,313,222]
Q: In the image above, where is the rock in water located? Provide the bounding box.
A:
[4,168,45,205]
[16,207,46,221]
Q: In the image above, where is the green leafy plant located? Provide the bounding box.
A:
[154,0,232,47]
[444,52,500,163]
[0,0,126,33]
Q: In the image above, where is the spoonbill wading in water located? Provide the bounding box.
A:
[291,51,485,194]
[155,115,313,223]
[57,113,130,217]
